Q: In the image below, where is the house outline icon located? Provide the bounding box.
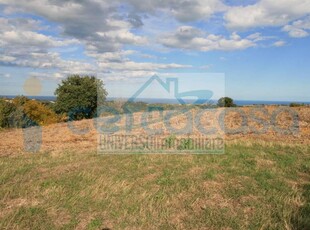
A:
[127,75,213,105]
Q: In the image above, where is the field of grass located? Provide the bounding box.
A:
[1,142,309,229]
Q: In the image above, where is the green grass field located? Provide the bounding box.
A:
[1,142,310,229]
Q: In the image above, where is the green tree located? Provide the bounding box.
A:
[0,99,14,128]
[217,97,236,107]
[54,75,108,120]
[289,102,304,107]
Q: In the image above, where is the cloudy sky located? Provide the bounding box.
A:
[0,0,310,101]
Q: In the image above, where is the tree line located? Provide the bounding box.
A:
[0,75,237,129]
[0,75,107,128]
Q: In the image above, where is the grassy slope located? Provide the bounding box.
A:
[0,143,310,230]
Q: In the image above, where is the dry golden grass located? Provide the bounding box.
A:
[0,143,309,229]
[0,106,309,229]
[0,106,309,156]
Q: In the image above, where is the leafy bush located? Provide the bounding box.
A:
[289,102,305,107]
[54,75,108,120]
[23,100,59,126]
[12,96,29,107]
[0,99,16,128]
[0,98,28,128]
[0,97,60,128]
[217,97,236,107]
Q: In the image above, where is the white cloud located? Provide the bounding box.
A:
[96,30,147,46]
[0,0,227,55]
[0,31,76,47]
[0,51,96,73]
[102,71,158,82]
[159,26,260,51]
[1,0,147,54]
[98,61,191,71]
[245,32,273,42]
[124,0,226,22]
[88,48,192,81]
[29,72,64,80]
[225,0,310,30]
[0,17,41,31]
[0,55,16,62]
[87,50,136,63]
[0,16,190,81]
[0,16,87,78]
[0,0,304,84]
[0,16,79,70]
[170,0,227,22]
[284,27,309,38]
[282,17,310,38]
[273,40,286,47]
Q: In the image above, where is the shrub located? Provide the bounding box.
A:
[0,97,60,128]
[217,97,236,107]
[0,99,18,128]
[289,102,304,107]
[23,100,59,126]
[12,96,30,107]
[54,75,108,120]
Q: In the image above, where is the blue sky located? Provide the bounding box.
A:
[0,0,310,101]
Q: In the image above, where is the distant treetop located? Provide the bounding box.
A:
[217,97,236,107]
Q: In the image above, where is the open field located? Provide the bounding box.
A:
[1,106,310,155]
[1,143,310,229]
[0,106,310,229]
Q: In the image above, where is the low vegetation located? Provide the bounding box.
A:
[0,75,216,129]
[290,102,307,107]
[1,75,309,229]
[217,97,236,107]
[0,96,60,128]
[0,143,309,229]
